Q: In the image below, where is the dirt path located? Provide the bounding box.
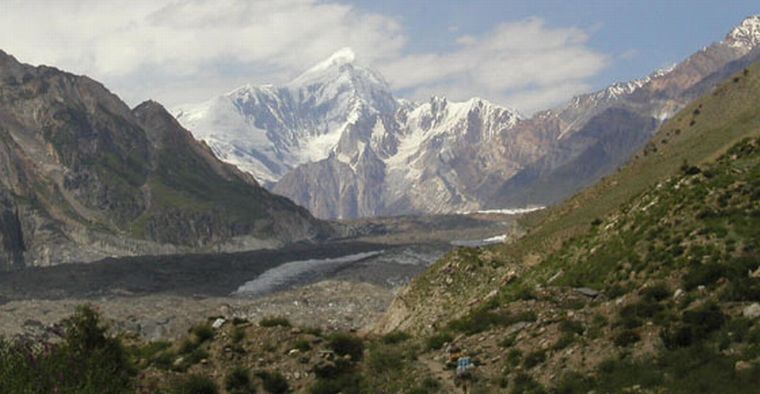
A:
[420,355,463,394]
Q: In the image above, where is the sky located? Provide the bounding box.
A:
[0,0,757,114]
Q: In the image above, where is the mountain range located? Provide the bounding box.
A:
[175,16,760,219]
[0,51,330,270]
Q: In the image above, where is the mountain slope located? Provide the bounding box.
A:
[366,61,760,393]
[176,16,760,219]
[0,51,330,270]
[375,59,760,336]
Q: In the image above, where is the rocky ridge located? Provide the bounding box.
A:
[0,51,331,270]
[177,16,760,219]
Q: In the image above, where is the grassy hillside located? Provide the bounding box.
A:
[380,63,760,336]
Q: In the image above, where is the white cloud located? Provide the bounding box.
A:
[378,18,609,113]
[0,2,609,113]
[0,0,405,105]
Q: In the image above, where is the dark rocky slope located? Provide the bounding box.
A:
[0,51,331,270]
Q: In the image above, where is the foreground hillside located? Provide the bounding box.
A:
[0,51,331,270]
[3,65,760,394]
[376,61,760,336]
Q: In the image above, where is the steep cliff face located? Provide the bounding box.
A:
[0,51,331,270]
[177,17,760,219]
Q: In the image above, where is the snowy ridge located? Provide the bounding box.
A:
[725,15,760,52]
[175,48,520,192]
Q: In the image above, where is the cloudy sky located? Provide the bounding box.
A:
[0,0,756,114]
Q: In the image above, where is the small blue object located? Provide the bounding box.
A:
[456,357,473,377]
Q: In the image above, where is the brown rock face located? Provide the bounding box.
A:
[0,51,331,270]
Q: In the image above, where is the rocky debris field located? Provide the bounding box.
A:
[0,280,393,342]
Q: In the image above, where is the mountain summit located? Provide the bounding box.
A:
[725,15,760,52]
[176,16,760,219]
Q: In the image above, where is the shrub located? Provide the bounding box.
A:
[560,320,585,335]
[613,330,641,347]
[426,332,453,350]
[171,374,218,394]
[381,331,411,345]
[191,324,214,343]
[328,333,364,361]
[310,373,364,394]
[259,317,291,328]
[641,283,670,302]
[226,366,255,394]
[552,334,576,351]
[511,373,546,394]
[682,303,725,336]
[294,339,312,352]
[523,351,546,369]
[256,371,289,394]
[506,349,523,367]
[232,326,246,344]
[0,305,135,393]
[682,263,728,290]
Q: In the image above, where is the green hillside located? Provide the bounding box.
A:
[382,63,760,337]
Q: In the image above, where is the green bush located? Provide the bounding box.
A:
[328,333,364,361]
[641,283,670,302]
[613,330,641,347]
[682,263,727,290]
[510,372,546,394]
[256,370,289,394]
[232,326,246,344]
[171,374,218,394]
[259,317,291,328]
[381,331,411,345]
[559,319,585,335]
[0,305,135,394]
[191,324,214,343]
[225,366,255,394]
[522,351,546,369]
[425,332,453,350]
[294,339,312,352]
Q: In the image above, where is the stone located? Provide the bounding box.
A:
[735,360,753,373]
[212,318,226,329]
[742,303,760,319]
[574,287,600,298]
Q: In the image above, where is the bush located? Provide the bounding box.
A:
[381,331,411,345]
[0,305,135,393]
[523,351,546,369]
[682,303,725,337]
[232,326,246,344]
[226,366,255,394]
[259,317,291,328]
[191,324,214,343]
[511,372,546,394]
[328,333,364,361]
[682,263,727,290]
[256,370,289,394]
[552,334,576,351]
[560,320,585,335]
[294,339,312,352]
[613,330,641,347]
[426,332,453,350]
[641,283,670,302]
[171,374,218,394]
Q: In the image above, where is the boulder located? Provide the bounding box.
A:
[742,303,760,319]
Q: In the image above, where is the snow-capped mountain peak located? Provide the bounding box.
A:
[725,15,760,52]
